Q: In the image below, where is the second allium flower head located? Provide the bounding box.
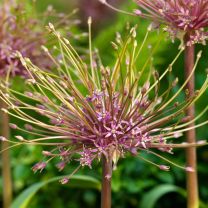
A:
[1,22,208,183]
[0,2,79,78]
[0,3,49,77]
[135,0,208,45]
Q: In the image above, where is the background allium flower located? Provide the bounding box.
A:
[0,3,51,77]
[135,0,208,45]
[133,1,208,207]
[0,2,79,78]
[0,23,207,182]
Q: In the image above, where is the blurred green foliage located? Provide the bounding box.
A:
[0,0,208,208]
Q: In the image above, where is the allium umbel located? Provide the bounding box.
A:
[0,3,50,77]
[0,2,79,78]
[135,0,208,45]
[1,22,208,182]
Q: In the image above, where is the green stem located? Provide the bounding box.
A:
[101,156,112,208]
[184,35,199,208]
[0,100,13,208]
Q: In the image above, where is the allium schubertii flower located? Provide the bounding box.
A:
[1,22,208,183]
[135,0,208,45]
[0,3,50,78]
[0,2,79,78]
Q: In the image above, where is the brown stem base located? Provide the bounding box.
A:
[101,156,112,208]
[0,100,12,208]
[184,36,198,208]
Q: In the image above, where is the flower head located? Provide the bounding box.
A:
[0,2,79,78]
[1,23,207,182]
[135,0,208,45]
[0,2,49,77]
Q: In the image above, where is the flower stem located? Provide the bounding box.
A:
[184,35,198,208]
[101,156,112,208]
[0,100,13,208]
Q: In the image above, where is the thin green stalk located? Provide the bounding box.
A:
[0,99,13,208]
[184,34,198,208]
[101,156,112,208]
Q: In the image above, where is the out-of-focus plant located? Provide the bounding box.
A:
[133,1,208,207]
[0,1,79,207]
[0,4,48,78]
[0,1,49,207]
[11,175,101,208]
[0,1,82,78]
[134,0,208,46]
[1,20,208,208]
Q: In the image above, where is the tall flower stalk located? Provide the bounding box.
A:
[0,22,208,208]
[132,1,208,207]
[184,34,197,208]
[0,100,12,208]
[0,1,47,205]
[101,156,112,208]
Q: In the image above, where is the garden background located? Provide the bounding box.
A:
[0,0,208,207]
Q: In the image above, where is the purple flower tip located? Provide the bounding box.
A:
[105,174,112,180]
[159,165,170,171]
[9,123,17,129]
[15,135,25,141]
[134,9,142,15]
[0,136,7,141]
[60,177,69,184]
[32,162,46,173]
[24,124,33,131]
[56,162,66,171]
[197,140,207,145]
[42,151,52,156]
[130,148,138,156]
[185,167,195,172]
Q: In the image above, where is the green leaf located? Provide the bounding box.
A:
[11,175,101,208]
[140,184,186,208]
